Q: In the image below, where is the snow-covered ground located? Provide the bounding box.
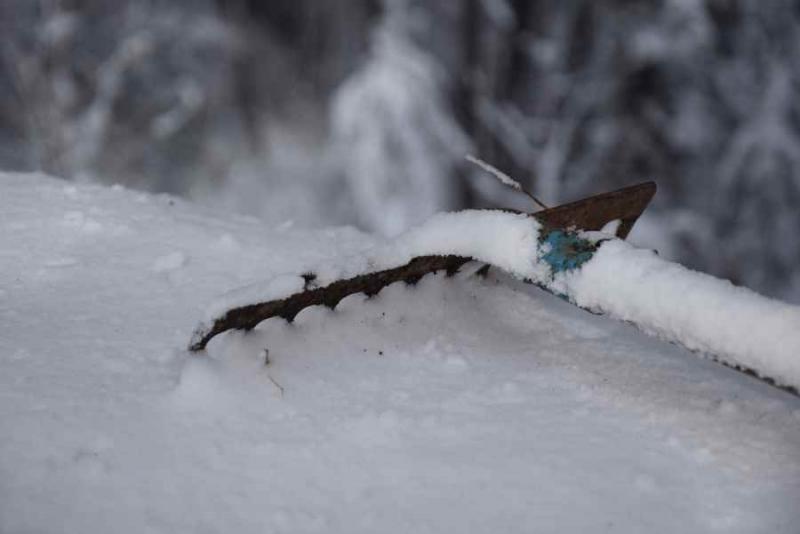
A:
[2,173,799,533]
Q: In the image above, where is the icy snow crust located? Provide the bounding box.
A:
[2,173,800,534]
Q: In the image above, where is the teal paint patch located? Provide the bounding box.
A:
[540,230,597,273]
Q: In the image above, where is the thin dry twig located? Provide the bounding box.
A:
[267,373,284,397]
[466,154,549,210]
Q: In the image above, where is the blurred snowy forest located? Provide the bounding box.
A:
[2,0,799,302]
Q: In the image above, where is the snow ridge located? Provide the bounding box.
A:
[203,210,547,323]
[557,239,800,391]
[204,210,800,392]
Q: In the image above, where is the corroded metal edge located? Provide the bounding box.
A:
[189,182,657,351]
[534,181,656,239]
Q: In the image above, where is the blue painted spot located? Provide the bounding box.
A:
[540,230,597,274]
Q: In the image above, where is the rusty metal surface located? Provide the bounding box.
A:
[534,181,657,238]
[189,182,657,351]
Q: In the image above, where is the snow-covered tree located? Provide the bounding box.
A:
[0,0,243,191]
[331,1,470,236]
[1,0,799,300]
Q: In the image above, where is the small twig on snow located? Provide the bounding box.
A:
[466,154,548,210]
[267,373,284,397]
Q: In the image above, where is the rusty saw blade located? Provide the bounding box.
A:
[189,181,657,352]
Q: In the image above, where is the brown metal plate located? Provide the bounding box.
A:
[534,181,657,239]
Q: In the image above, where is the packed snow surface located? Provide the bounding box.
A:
[2,173,800,534]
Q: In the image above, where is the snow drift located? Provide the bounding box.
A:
[2,172,799,534]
